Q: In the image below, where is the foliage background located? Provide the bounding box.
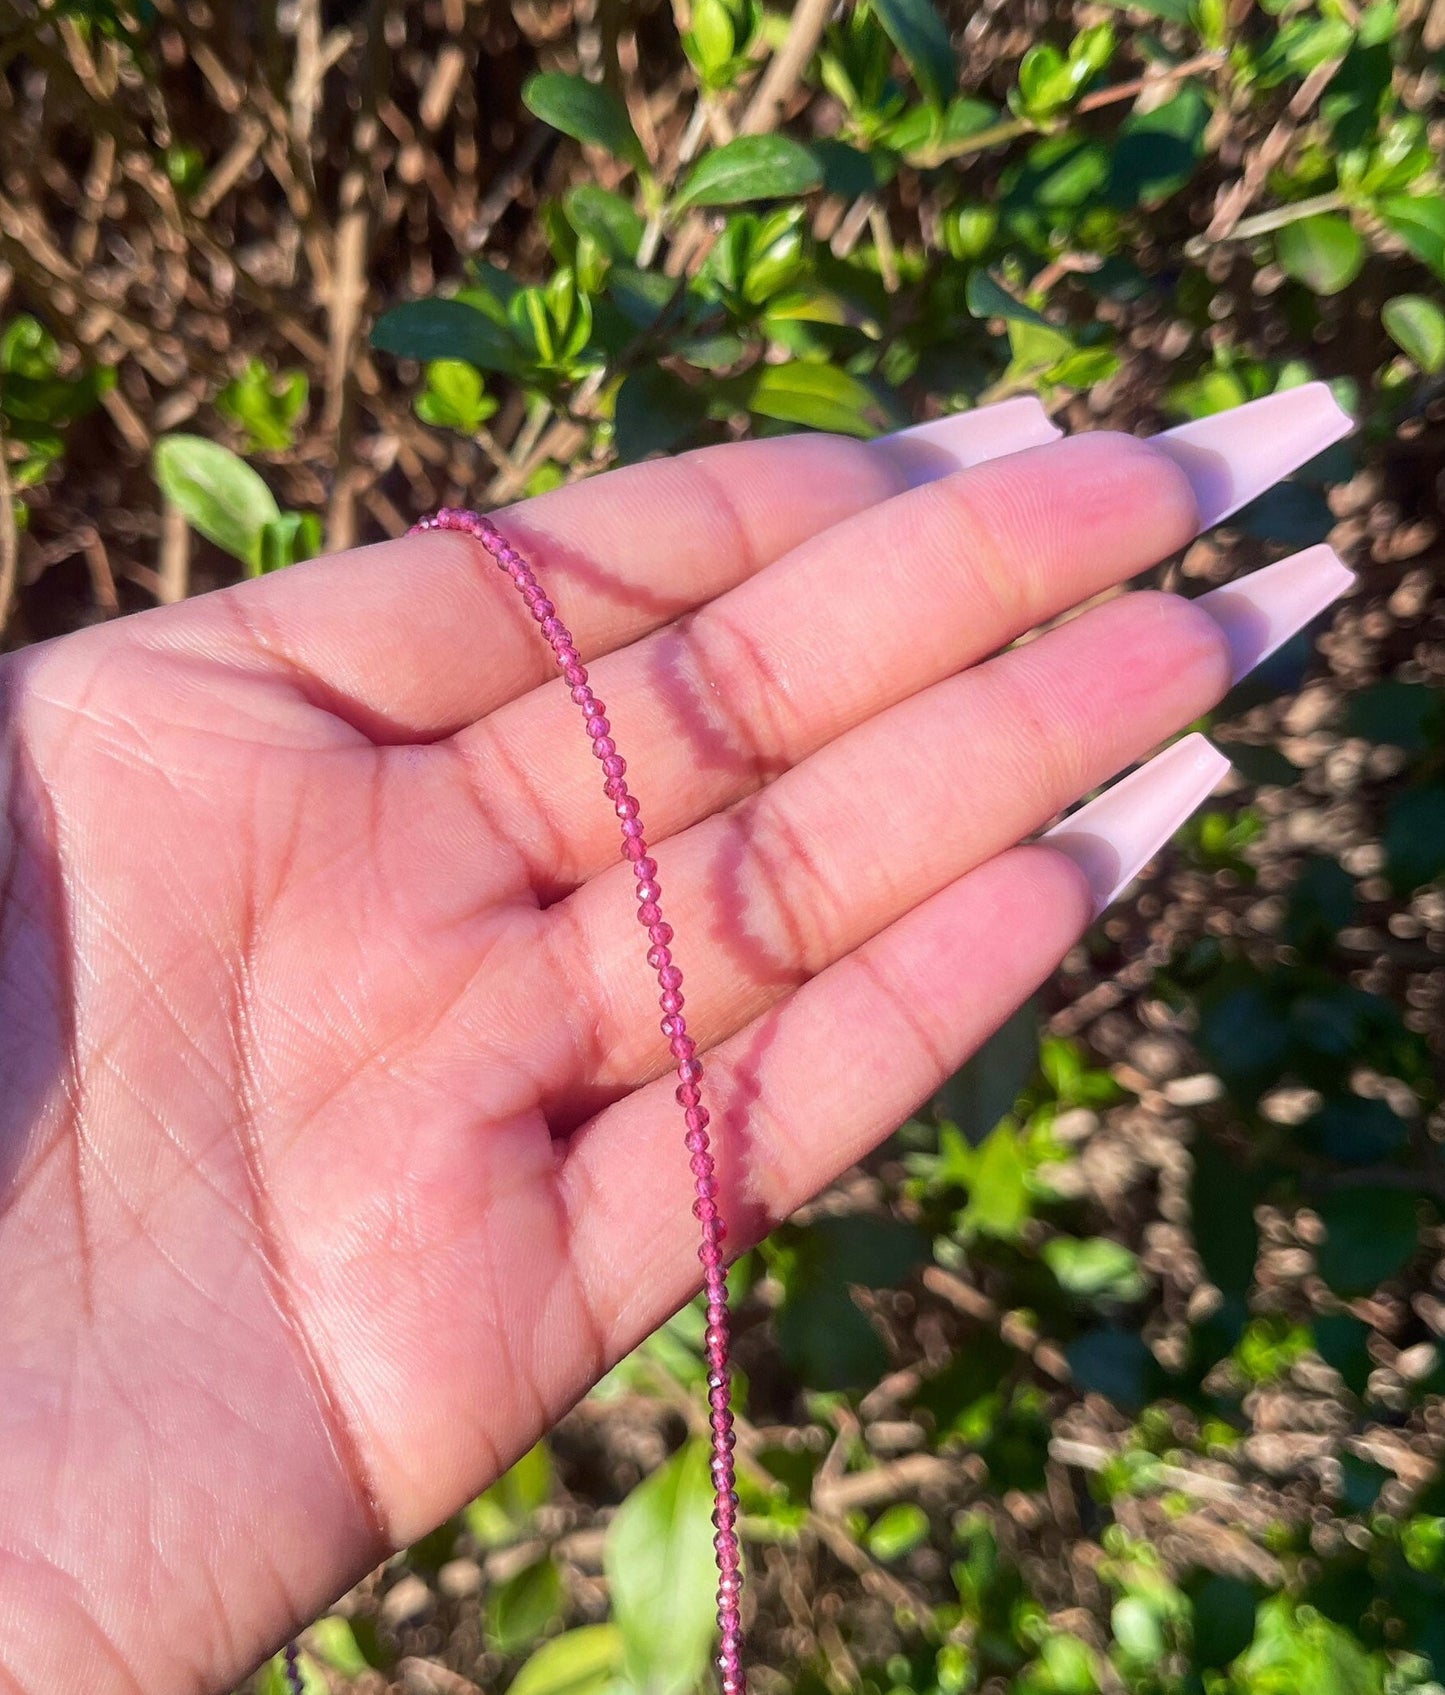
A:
[1,0,1444,1691]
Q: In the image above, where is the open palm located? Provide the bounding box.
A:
[0,394,1344,1693]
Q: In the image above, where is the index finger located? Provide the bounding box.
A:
[131,399,1058,742]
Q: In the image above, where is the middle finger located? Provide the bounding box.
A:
[455,429,1195,898]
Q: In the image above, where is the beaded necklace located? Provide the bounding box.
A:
[283,507,744,1693]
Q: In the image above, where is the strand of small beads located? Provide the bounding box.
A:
[420,508,745,1689]
[280,507,743,1695]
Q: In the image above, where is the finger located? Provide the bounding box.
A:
[541,538,1348,1111]
[558,721,1226,1352]
[541,589,1226,1108]
[132,401,1057,743]
[459,383,1349,896]
[460,430,1194,894]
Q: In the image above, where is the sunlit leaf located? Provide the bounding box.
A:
[523,72,647,171]
[152,435,280,571]
[605,1442,717,1695]
[677,135,822,208]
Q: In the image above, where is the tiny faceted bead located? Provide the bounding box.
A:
[658,963,684,991]
[602,754,626,778]
[638,901,662,926]
[661,1013,686,1040]
[616,795,640,821]
[570,683,591,704]
[685,1105,710,1134]
[649,920,674,946]
[676,1080,701,1108]
[684,1128,710,1154]
[635,878,662,905]
[592,735,617,759]
[648,944,672,970]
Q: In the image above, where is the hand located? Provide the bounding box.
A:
[0,387,1350,1693]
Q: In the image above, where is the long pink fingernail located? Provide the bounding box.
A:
[874,396,1062,487]
[1043,734,1232,914]
[1197,544,1356,683]
[1154,384,1353,530]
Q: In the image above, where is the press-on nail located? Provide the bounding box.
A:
[1198,544,1356,683]
[1043,734,1232,914]
[1154,384,1353,530]
[874,396,1062,487]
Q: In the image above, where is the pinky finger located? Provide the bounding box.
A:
[560,736,1229,1355]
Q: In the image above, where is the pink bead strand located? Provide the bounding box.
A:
[412,507,746,1692]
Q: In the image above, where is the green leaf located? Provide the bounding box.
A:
[872,0,957,108]
[1232,1598,1385,1695]
[605,1442,718,1695]
[676,135,822,208]
[1385,784,1445,893]
[1382,294,1445,373]
[1276,214,1366,295]
[467,1443,554,1547]
[415,360,498,434]
[565,184,645,263]
[306,1617,372,1677]
[768,1214,927,1390]
[372,298,519,375]
[913,1331,1013,1441]
[1012,43,1072,120]
[257,511,321,575]
[1065,1329,1158,1408]
[965,269,1052,329]
[1043,1237,1148,1303]
[523,72,647,170]
[507,1626,625,1695]
[1347,680,1442,753]
[613,367,710,462]
[216,358,309,453]
[1189,1575,1260,1670]
[961,1119,1031,1240]
[1106,83,1210,207]
[1,314,61,378]
[1190,1138,1261,1299]
[256,1651,327,1695]
[1307,1095,1410,1164]
[935,998,1039,1139]
[1312,1313,1374,1396]
[1021,1632,1103,1694]
[1112,1596,1168,1662]
[739,362,880,436]
[487,1557,564,1656]
[1315,1187,1423,1295]
[1380,194,1445,280]
[865,1502,931,1561]
[152,435,281,571]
